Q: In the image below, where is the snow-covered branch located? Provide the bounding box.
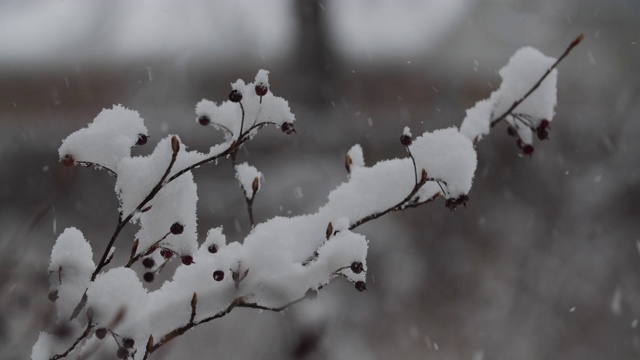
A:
[34,36,582,360]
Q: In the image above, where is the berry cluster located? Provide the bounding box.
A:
[506,116,551,157]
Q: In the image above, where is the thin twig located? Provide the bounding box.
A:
[490,33,584,128]
[125,232,170,268]
[49,322,94,360]
[91,137,180,280]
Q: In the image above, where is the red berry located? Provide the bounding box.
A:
[255,84,268,97]
[208,244,218,254]
[539,119,550,129]
[160,249,173,259]
[198,115,211,126]
[142,257,155,269]
[229,89,243,103]
[536,128,549,140]
[181,255,193,266]
[213,270,225,281]
[123,338,135,349]
[170,223,184,235]
[95,328,107,340]
[350,262,363,274]
[61,154,75,167]
[136,134,148,146]
[400,135,412,146]
[522,144,534,156]
[143,272,155,283]
[355,281,367,292]
[281,122,296,134]
[116,347,128,359]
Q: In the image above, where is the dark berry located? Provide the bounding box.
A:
[539,119,550,129]
[445,198,458,210]
[213,270,225,281]
[522,144,534,156]
[142,257,155,269]
[281,122,296,134]
[136,134,148,146]
[350,261,363,274]
[123,338,135,349]
[536,128,549,140]
[198,115,211,126]
[48,290,58,302]
[170,223,184,235]
[181,255,193,266]
[61,154,75,167]
[116,347,129,359]
[207,244,218,254]
[143,272,155,283]
[95,328,107,340]
[400,134,412,146]
[507,126,517,137]
[53,323,72,338]
[229,89,243,103]
[305,289,318,300]
[456,194,469,208]
[160,249,173,259]
[355,281,367,292]
[255,84,268,97]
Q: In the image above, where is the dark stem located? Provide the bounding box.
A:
[490,33,584,128]
[91,138,179,280]
[49,322,94,360]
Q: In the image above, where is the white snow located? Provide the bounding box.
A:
[235,162,263,199]
[460,46,558,142]
[58,105,147,171]
[49,227,94,320]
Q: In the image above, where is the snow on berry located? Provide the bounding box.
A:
[58,105,147,172]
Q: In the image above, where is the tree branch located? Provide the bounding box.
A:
[49,322,94,360]
[490,33,584,128]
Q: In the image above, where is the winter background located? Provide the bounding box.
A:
[1,0,639,359]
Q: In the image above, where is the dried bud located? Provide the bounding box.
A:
[143,271,154,282]
[171,135,180,153]
[229,89,243,103]
[445,198,458,210]
[252,177,259,195]
[191,292,198,310]
[142,257,155,269]
[136,134,148,146]
[123,338,135,349]
[198,115,211,126]
[400,134,412,146]
[305,289,318,300]
[350,261,364,274]
[255,84,268,97]
[420,169,428,184]
[61,154,75,167]
[130,239,139,259]
[571,33,585,48]
[345,154,352,174]
[213,270,225,281]
[146,335,154,352]
[181,255,193,266]
[208,243,218,254]
[145,243,158,256]
[86,307,94,322]
[355,281,367,292]
[109,307,126,329]
[95,328,107,340]
[170,222,184,235]
[116,347,128,359]
[326,222,333,240]
[281,122,296,134]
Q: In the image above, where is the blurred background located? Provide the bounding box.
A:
[1,0,639,359]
